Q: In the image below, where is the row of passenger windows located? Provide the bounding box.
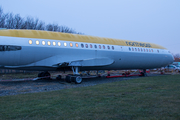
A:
[129,47,159,53]
[29,40,115,50]
[29,40,160,52]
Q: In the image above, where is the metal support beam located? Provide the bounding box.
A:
[71,66,80,75]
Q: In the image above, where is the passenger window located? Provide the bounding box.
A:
[94,45,97,48]
[64,42,67,47]
[99,45,101,49]
[81,44,84,48]
[103,45,105,49]
[107,46,110,49]
[75,43,78,47]
[48,41,51,46]
[112,46,114,50]
[90,44,92,48]
[85,44,88,48]
[42,41,45,45]
[129,47,131,51]
[70,43,73,47]
[58,42,61,46]
[29,40,32,44]
[53,42,56,46]
[36,40,39,45]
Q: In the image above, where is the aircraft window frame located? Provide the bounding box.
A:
[64,42,67,47]
[81,44,84,48]
[75,43,78,47]
[70,43,73,47]
[42,41,45,45]
[48,41,51,46]
[53,42,56,46]
[112,46,114,50]
[58,42,61,46]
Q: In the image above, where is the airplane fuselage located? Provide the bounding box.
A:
[0,29,174,72]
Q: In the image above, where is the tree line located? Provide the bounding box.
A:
[0,7,82,34]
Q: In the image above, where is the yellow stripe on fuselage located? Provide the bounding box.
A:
[0,29,166,49]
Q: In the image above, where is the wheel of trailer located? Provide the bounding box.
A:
[65,75,72,83]
[72,76,82,84]
[56,75,62,80]
[38,72,43,77]
[42,71,51,79]
[140,72,144,76]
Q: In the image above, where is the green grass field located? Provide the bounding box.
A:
[0,75,180,120]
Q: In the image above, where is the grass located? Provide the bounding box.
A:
[0,75,180,120]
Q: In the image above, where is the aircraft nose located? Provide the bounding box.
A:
[170,54,174,63]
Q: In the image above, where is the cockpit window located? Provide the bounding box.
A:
[0,45,22,51]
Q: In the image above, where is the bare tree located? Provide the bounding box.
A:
[174,54,180,58]
[0,6,82,34]
[36,20,45,30]
[5,13,15,29]
[14,14,24,29]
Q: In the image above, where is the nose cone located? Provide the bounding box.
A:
[169,54,174,64]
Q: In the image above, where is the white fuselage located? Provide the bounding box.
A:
[0,36,174,71]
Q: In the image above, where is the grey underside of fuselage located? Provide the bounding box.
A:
[0,46,172,71]
[0,46,173,71]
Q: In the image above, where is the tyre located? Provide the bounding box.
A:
[140,72,144,76]
[74,76,82,84]
[56,75,62,80]
[38,72,43,77]
[42,71,51,79]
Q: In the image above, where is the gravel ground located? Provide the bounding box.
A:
[0,73,164,96]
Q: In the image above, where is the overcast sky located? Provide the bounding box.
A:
[1,0,180,54]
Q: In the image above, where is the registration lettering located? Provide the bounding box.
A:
[126,41,151,48]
